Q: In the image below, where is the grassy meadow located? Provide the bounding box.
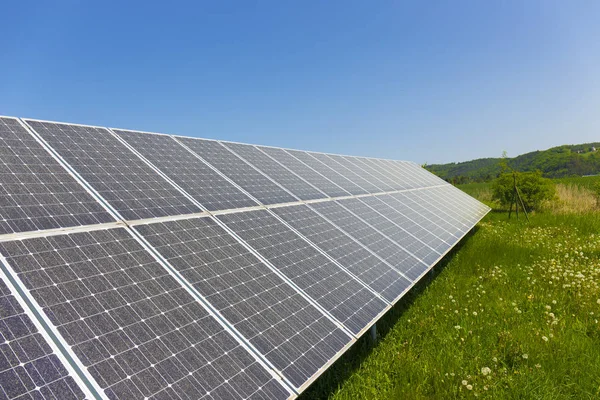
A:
[301,177,600,399]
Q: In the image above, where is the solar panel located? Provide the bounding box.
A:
[338,198,442,267]
[359,195,449,254]
[272,205,411,303]
[372,160,422,189]
[112,129,259,211]
[220,142,325,201]
[133,216,352,390]
[0,117,114,234]
[176,138,298,206]
[217,210,389,335]
[339,156,405,191]
[0,115,491,399]
[257,147,350,198]
[401,188,472,234]
[284,150,368,195]
[390,192,462,243]
[0,228,291,400]
[417,187,481,228]
[387,161,440,188]
[351,157,409,190]
[318,154,394,193]
[308,201,429,281]
[0,275,87,400]
[24,120,201,221]
[256,146,350,197]
[302,153,381,194]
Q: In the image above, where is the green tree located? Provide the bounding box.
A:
[492,171,555,211]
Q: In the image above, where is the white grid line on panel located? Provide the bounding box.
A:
[255,146,350,198]
[0,256,106,400]
[397,190,467,236]
[342,197,442,256]
[304,203,419,286]
[322,153,396,193]
[17,119,124,226]
[294,151,369,195]
[375,191,460,240]
[358,195,452,251]
[224,143,330,200]
[352,157,409,190]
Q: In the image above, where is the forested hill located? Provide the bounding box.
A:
[425,142,600,183]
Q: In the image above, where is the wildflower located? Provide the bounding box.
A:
[466,384,473,390]
[545,305,551,310]
[542,336,548,342]
[481,367,491,376]
[597,299,600,305]
[522,354,528,359]
[535,364,541,369]
[552,300,557,304]
[462,380,468,386]
[473,311,478,316]
[492,357,498,363]
[454,325,461,330]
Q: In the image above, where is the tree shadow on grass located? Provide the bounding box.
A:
[298,227,480,399]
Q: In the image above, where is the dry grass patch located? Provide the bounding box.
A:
[543,183,597,214]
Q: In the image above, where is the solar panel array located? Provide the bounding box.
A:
[0,115,490,399]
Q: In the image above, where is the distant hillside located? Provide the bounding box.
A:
[425,142,600,183]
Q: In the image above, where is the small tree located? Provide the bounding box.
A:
[492,171,555,211]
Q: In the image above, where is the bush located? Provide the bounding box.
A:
[492,171,555,211]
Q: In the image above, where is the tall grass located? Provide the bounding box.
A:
[543,183,598,214]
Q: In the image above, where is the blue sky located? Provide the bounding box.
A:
[1,1,599,164]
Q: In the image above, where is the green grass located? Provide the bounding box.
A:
[300,200,600,399]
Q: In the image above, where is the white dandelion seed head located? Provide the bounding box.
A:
[466,384,473,390]
[481,367,491,376]
[462,380,468,386]
[522,354,528,359]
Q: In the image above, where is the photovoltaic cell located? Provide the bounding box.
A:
[272,205,411,303]
[373,160,422,189]
[351,157,409,190]
[374,193,455,250]
[221,142,325,201]
[359,195,449,254]
[177,138,298,206]
[309,201,427,280]
[416,188,477,229]
[134,216,351,389]
[257,147,349,198]
[319,154,393,193]
[284,150,368,195]
[0,229,290,400]
[112,130,259,211]
[339,198,441,267]
[217,210,388,335]
[0,275,86,400]
[401,189,470,234]
[0,117,113,234]
[24,120,201,221]
[391,192,462,243]
[303,153,380,194]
